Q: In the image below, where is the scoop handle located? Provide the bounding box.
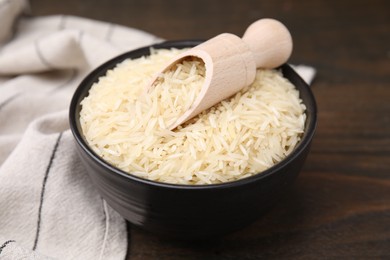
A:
[242,18,293,69]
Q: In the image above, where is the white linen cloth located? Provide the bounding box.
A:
[0,0,315,259]
[0,0,160,259]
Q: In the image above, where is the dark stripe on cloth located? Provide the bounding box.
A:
[58,15,67,30]
[34,40,55,69]
[0,240,16,255]
[32,132,63,250]
[105,23,115,42]
[0,93,21,111]
[78,30,84,45]
[99,199,109,258]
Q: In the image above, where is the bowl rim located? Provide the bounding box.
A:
[69,40,317,190]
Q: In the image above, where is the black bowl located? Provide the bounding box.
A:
[69,40,317,239]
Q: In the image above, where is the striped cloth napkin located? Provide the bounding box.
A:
[0,0,160,259]
[0,0,315,259]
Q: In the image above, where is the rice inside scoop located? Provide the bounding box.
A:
[80,48,306,185]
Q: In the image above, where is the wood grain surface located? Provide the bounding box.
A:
[32,0,390,258]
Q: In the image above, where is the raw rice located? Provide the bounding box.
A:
[80,48,306,185]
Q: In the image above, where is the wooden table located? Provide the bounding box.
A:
[32,0,390,258]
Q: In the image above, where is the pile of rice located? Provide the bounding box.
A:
[80,48,306,185]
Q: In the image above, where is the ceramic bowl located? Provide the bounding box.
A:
[69,40,317,239]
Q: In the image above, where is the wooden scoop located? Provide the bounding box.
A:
[149,18,293,130]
